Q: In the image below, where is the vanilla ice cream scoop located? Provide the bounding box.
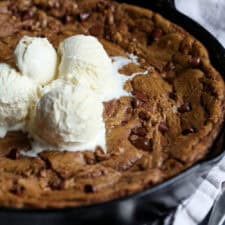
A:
[0,63,35,137]
[15,36,57,85]
[58,35,117,100]
[30,80,104,147]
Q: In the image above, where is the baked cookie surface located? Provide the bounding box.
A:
[0,0,224,208]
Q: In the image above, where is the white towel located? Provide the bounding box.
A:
[175,0,225,47]
[172,160,225,225]
[169,1,225,224]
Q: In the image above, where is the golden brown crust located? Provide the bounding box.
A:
[0,0,224,208]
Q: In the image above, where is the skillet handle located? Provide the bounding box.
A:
[152,0,175,9]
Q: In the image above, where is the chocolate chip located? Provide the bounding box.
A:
[8,3,18,13]
[64,15,73,23]
[152,28,163,41]
[190,56,200,67]
[132,127,147,137]
[121,120,128,126]
[164,75,174,84]
[84,152,96,164]
[39,34,46,38]
[133,91,148,102]
[84,184,95,193]
[164,61,175,71]
[79,12,90,21]
[159,122,169,133]
[6,149,20,159]
[126,107,132,114]
[95,148,109,161]
[138,111,150,121]
[202,82,217,97]
[89,24,103,37]
[182,128,196,135]
[129,135,152,151]
[178,103,191,113]
[22,9,36,21]
[131,98,144,108]
[11,185,24,195]
[169,92,176,100]
[50,178,61,190]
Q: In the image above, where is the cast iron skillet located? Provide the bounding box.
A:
[0,1,225,224]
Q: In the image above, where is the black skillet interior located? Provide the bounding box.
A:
[0,1,225,225]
